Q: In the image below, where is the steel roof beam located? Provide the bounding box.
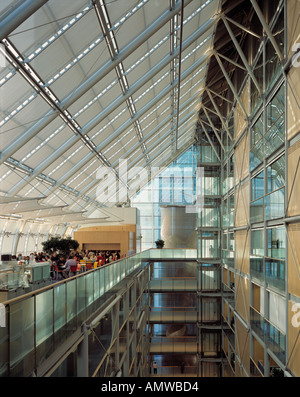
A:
[84,136,195,213]
[202,107,225,152]
[217,52,247,71]
[40,89,202,200]
[0,0,48,41]
[31,50,212,201]
[67,116,197,209]
[224,15,262,39]
[93,0,150,165]
[206,88,233,104]
[6,46,208,197]
[59,101,201,208]
[81,14,218,138]
[213,51,248,119]
[87,51,212,156]
[197,120,221,162]
[250,0,283,62]
[0,0,193,164]
[206,89,233,141]
[61,0,194,110]
[221,15,262,95]
[125,112,198,171]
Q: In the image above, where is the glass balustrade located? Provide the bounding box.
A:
[250,306,286,363]
[0,248,198,377]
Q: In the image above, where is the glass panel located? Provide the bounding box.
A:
[265,10,284,91]
[267,156,285,194]
[94,269,100,300]
[36,289,53,347]
[99,268,105,296]
[66,279,77,328]
[104,266,112,291]
[267,227,285,259]
[265,320,286,363]
[251,53,263,111]
[54,284,67,347]
[265,188,285,220]
[250,307,265,341]
[252,170,264,200]
[77,276,86,321]
[10,298,35,376]
[36,289,54,366]
[251,117,264,148]
[199,142,219,163]
[200,206,219,227]
[265,85,285,156]
[251,229,264,256]
[0,311,8,376]
[250,139,264,171]
[199,233,220,258]
[250,257,264,279]
[86,272,94,306]
[265,259,285,291]
[250,197,264,223]
[201,269,220,290]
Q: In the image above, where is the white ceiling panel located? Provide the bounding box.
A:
[0,0,221,216]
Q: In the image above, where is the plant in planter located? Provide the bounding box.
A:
[42,236,79,257]
[155,239,165,249]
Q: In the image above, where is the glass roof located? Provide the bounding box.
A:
[0,0,221,221]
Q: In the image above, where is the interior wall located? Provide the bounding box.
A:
[235,180,250,227]
[288,300,300,377]
[234,132,249,185]
[235,317,250,375]
[235,273,249,324]
[287,142,300,217]
[235,229,249,274]
[74,225,136,257]
[234,80,250,141]
[287,224,300,298]
[287,66,300,141]
[286,1,300,377]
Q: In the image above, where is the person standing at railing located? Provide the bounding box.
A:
[98,252,105,266]
[65,256,77,276]
[152,361,157,375]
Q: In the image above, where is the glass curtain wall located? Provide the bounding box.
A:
[131,146,197,251]
[221,0,287,377]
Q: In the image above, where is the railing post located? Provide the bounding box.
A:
[77,323,89,377]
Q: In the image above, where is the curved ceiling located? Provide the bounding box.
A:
[0,0,279,225]
[0,0,222,222]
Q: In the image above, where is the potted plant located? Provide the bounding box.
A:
[155,239,165,249]
[42,236,79,257]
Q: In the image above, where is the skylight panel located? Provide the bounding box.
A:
[24,4,92,63]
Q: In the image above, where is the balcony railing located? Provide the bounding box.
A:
[0,248,201,377]
[250,256,285,291]
[250,306,286,364]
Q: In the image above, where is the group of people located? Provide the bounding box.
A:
[52,250,122,279]
[17,250,122,280]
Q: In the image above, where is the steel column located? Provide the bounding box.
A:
[77,324,89,377]
[202,107,225,151]
[206,89,233,141]
[222,16,262,95]
[214,51,248,118]
[198,120,221,162]
[250,0,283,62]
